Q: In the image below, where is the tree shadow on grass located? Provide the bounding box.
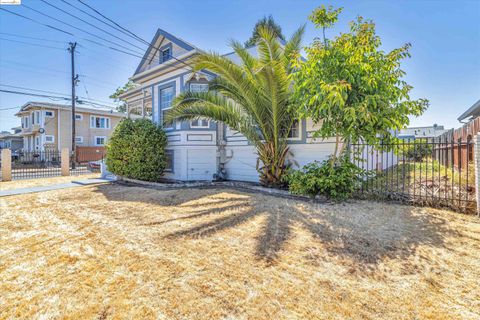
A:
[94,184,457,271]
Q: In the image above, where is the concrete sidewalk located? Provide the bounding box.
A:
[0,178,113,197]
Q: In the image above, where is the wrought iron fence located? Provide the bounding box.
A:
[11,150,63,180]
[351,136,475,213]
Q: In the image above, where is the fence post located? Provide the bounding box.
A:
[474,135,480,216]
[1,149,12,181]
[61,148,70,176]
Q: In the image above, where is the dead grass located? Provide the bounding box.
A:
[0,173,100,191]
[0,183,479,319]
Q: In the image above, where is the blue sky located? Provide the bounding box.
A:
[0,0,479,132]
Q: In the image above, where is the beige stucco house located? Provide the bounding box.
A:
[15,102,126,152]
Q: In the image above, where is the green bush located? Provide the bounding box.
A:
[397,139,433,161]
[284,156,363,200]
[106,118,168,181]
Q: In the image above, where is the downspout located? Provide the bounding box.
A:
[215,121,227,180]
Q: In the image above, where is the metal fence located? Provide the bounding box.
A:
[0,148,103,181]
[11,150,63,180]
[351,137,476,213]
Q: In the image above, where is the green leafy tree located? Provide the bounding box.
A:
[106,118,168,182]
[167,25,304,187]
[244,15,286,47]
[110,80,137,113]
[291,5,428,165]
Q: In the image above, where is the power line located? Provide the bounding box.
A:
[22,3,144,56]
[40,0,147,52]
[0,32,67,43]
[61,0,146,47]
[0,89,71,101]
[0,84,69,96]
[0,37,66,50]
[0,7,74,36]
[1,8,143,60]
[75,0,195,72]
[0,106,21,111]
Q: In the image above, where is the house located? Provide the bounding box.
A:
[0,129,23,151]
[397,124,447,140]
[119,28,337,182]
[432,99,480,169]
[15,102,126,152]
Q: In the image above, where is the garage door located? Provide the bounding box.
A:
[187,148,216,181]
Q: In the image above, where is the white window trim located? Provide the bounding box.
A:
[94,136,106,146]
[90,115,111,129]
[45,135,55,143]
[75,114,83,120]
[287,120,302,141]
[190,118,210,129]
[75,136,84,144]
[45,110,55,118]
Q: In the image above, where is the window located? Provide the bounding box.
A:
[161,47,171,63]
[22,116,29,128]
[94,136,106,146]
[284,119,300,139]
[90,116,110,129]
[45,110,54,118]
[190,83,209,92]
[75,114,83,120]
[165,149,174,172]
[190,119,209,128]
[45,135,55,143]
[75,136,84,144]
[160,86,174,129]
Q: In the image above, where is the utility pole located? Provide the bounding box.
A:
[68,42,78,169]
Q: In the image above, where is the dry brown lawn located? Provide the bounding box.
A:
[0,182,479,319]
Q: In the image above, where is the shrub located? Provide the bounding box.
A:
[284,156,363,200]
[398,139,433,161]
[106,118,168,181]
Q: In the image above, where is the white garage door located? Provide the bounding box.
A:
[187,148,216,181]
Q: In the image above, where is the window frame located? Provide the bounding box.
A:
[94,136,106,146]
[286,119,302,141]
[75,136,84,144]
[90,116,111,129]
[159,43,173,63]
[190,118,210,129]
[45,135,55,143]
[44,110,54,118]
[165,149,174,172]
[159,85,175,130]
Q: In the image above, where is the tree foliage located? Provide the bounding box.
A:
[244,15,286,47]
[110,80,137,113]
[167,25,304,186]
[285,155,364,200]
[291,5,429,164]
[106,118,168,182]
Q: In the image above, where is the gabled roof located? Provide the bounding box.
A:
[133,28,199,75]
[458,99,480,122]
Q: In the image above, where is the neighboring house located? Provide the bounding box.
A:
[397,124,447,140]
[0,130,23,151]
[119,28,337,182]
[15,102,126,152]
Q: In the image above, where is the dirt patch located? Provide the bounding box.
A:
[1,184,479,319]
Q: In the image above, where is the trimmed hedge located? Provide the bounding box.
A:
[106,118,168,181]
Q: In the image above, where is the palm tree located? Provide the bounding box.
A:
[245,15,285,47]
[166,25,304,187]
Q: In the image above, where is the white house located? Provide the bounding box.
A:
[119,28,337,182]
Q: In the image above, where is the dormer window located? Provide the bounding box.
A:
[161,47,171,63]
